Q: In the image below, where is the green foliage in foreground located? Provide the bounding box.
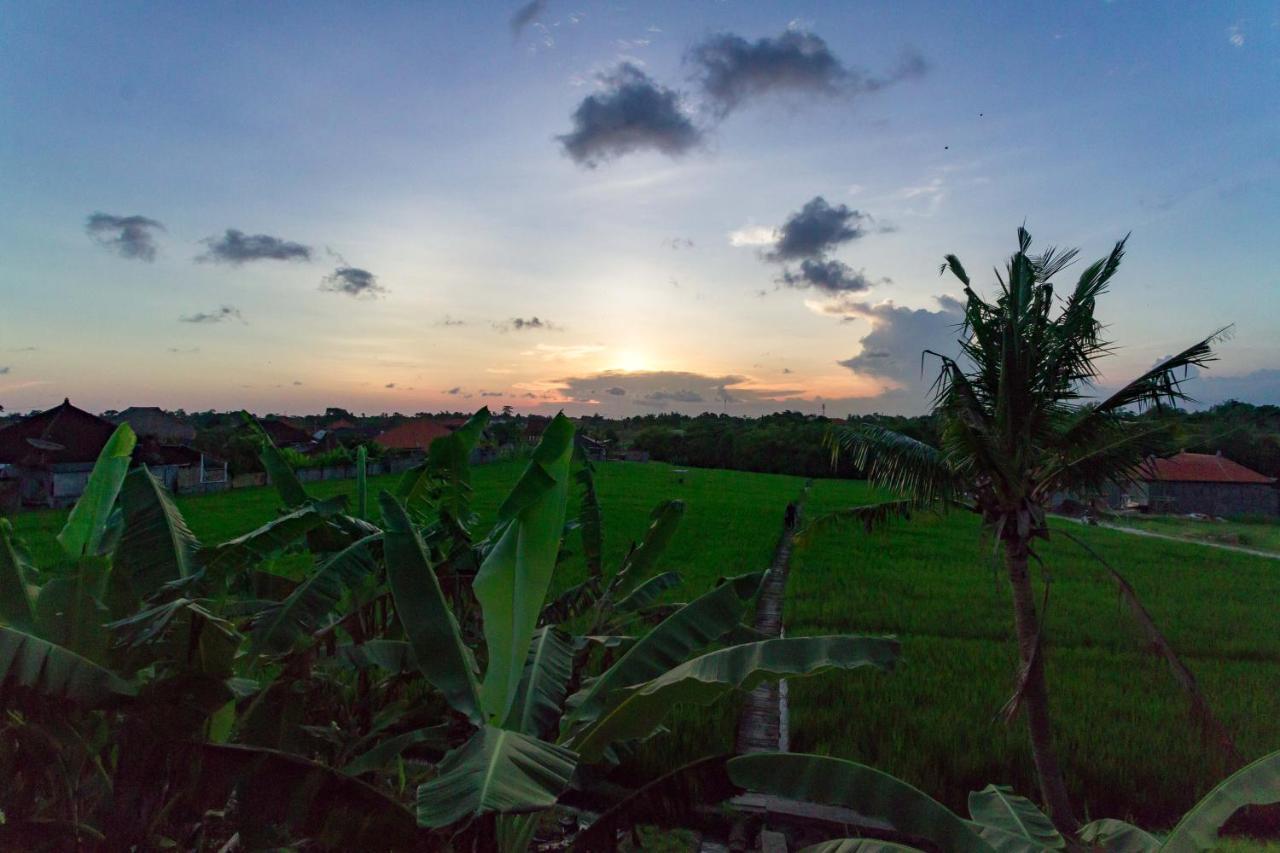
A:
[0,413,900,850]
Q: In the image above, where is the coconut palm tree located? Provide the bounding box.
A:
[825,226,1228,831]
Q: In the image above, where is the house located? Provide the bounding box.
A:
[134,438,228,493]
[1114,451,1277,517]
[373,418,453,453]
[524,416,549,445]
[577,434,609,462]
[0,399,228,508]
[259,418,315,449]
[0,399,119,507]
[110,406,196,445]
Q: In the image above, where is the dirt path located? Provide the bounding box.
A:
[1055,516,1280,561]
[734,485,806,755]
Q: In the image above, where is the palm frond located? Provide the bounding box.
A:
[796,500,915,547]
[827,425,959,505]
[1079,326,1231,418]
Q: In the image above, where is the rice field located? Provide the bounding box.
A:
[7,461,1278,830]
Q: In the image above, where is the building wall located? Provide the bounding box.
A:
[1148,481,1278,517]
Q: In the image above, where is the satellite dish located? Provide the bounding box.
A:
[26,438,66,451]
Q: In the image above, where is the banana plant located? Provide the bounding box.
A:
[375,412,901,850]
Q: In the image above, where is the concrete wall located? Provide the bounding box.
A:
[1148,481,1279,517]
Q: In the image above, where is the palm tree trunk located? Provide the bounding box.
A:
[1005,538,1079,833]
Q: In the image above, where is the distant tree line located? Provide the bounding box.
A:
[608,402,1280,481]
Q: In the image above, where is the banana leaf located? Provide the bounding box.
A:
[1161,749,1280,852]
[57,423,136,558]
[474,413,575,726]
[728,753,991,853]
[0,624,135,706]
[571,636,898,763]
[382,492,481,723]
[111,466,200,615]
[0,519,36,630]
[415,725,578,828]
[507,626,574,738]
[565,572,763,729]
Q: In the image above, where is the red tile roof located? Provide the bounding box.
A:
[0,399,118,466]
[374,418,453,451]
[1142,452,1275,485]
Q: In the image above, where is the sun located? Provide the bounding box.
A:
[613,350,651,372]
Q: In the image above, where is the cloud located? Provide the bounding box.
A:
[1227,25,1244,47]
[765,196,870,262]
[523,343,604,360]
[554,369,805,412]
[85,212,164,261]
[480,390,504,397]
[510,0,547,37]
[292,380,303,386]
[0,367,9,375]
[436,315,466,327]
[688,29,926,117]
[167,346,200,354]
[729,225,778,247]
[445,386,462,395]
[495,316,560,332]
[385,382,396,389]
[320,266,386,298]
[778,259,879,294]
[663,236,695,250]
[826,296,965,412]
[198,229,313,264]
[558,63,703,167]
[179,305,245,324]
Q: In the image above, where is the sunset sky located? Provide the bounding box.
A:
[2,1,1276,417]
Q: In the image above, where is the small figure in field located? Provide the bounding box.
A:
[784,502,797,531]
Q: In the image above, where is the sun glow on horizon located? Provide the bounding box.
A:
[611,350,652,373]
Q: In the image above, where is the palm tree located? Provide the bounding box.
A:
[826,227,1228,832]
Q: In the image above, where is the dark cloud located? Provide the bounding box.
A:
[496,316,559,332]
[766,197,869,262]
[0,367,10,375]
[778,259,879,294]
[663,237,695,250]
[321,266,386,298]
[198,229,313,264]
[689,29,927,117]
[645,389,704,404]
[480,390,504,397]
[445,386,462,395]
[436,315,466,327]
[167,346,200,354]
[8,347,38,352]
[86,212,164,261]
[556,370,804,412]
[179,305,245,324]
[510,0,547,37]
[292,380,303,386]
[385,383,396,389]
[558,63,703,167]
[832,296,965,412]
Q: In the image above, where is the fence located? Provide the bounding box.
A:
[174,453,425,496]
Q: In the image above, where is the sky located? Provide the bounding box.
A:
[1,1,1277,418]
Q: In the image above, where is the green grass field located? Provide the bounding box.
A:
[6,461,1278,834]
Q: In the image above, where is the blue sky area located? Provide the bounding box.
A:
[1,1,1276,416]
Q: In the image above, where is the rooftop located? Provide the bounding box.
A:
[1143,452,1275,485]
